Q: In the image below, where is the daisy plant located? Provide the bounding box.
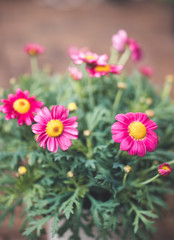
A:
[0,31,174,240]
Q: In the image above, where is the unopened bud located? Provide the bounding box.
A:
[83,130,91,137]
[18,166,27,175]
[67,171,74,178]
[68,102,77,111]
[124,165,132,173]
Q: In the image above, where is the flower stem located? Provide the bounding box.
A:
[30,56,38,75]
[108,46,119,64]
[112,89,123,114]
[118,47,131,66]
[140,174,160,185]
[123,173,128,186]
[87,76,94,108]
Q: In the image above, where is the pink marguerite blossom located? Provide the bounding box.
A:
[24,43,45,56]
[68,66,83,81]
[128,39,143,62]
[158,163,172,176]
[32,105,78,153]
[112,30,128,53]
[111,112,158,157]
[139,66,153,78]
[0,88,44,126]
[87,64,123,78]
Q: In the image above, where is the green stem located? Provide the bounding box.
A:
[123,173,128,186]
[108,46,119,64]
[30,56,38,75]
[112,89,123,114]
[118,47,131,66]
[140,174,160,185]
[87,76,94,108]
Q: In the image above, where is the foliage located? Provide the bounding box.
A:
[0,44,174,240]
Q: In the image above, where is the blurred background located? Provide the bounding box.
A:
[0,0,174,239]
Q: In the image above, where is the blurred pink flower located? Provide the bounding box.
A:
[87,64,123,78]
[112,30,128,53]
[0,88,44,126]
[139,66,153,78]
[68,66,83,80]
[158,163,172,176]
[24,43,45,56]
[111,112,158,157]
[128,39,143,62]
[68,46,108,66]
[32,105,78,153]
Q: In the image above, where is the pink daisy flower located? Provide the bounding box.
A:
[139,66,153,78]
[68,46,89,64]
[112,29,128,53]
[0,88,44,126]
[24,43,45,56]
[128,39,143,62]
[111,112,158,157]
[32,105,78,153]
[87,64,123,78]
[158,163,172,176]
[68,66,83,81]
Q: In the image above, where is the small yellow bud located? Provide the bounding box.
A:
[165,74,174,83]
[68,102,77,111]
[83,130,91,137]
[18,166,27,175]
[145,109,155,118]
[124,165,132,173]
[34,134,39,140]
[117,82,127,89]
[146,98,153,105]
[67,171,74,178]
[9,77,16,85]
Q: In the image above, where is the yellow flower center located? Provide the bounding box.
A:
[18,166,27,175]
[13,98,31,114]
[95,65,111,72]
[46,120,64,137]
[29,49,36,56]
[86,55,96,60]
[129,121,147,140]
[162,166,169,171]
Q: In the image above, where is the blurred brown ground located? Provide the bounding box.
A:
[0,0,174,239]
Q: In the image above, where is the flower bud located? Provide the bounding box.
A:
[67,171,74,178]
[18,166,27,175]
[124,165,132,173]
[68,102,77,111]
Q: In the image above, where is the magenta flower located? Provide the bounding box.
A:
[68,46,88,64]
[68,66,83,81]
[128,39,143,62]
[112,30,128,53]
[158,163,172,176]
[32,105,78,153]
[0,88,44,126]
[111,112,158,157]
[24,43,45,56]
[139,66,153,78]
[87,64,123,78]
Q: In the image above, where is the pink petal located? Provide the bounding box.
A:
[62,116,78,127]
[16,88,24,98]
[23,90,29,98]
[115,114,130,125]
[144,134,158,152]
[120,135,133,151]
[144,120,158,131]
[47,137,57,152]
[112,131,128,143]
[24,114,32,125]
[111,122,128,134]
[62,132,78,140]
[128,141,138,156]
[125,112,135,123]
[8,93,16,102]
[135,112,148,123]
[63,127,78,137]
[32,123,45,134]
[58,135,72,151]
[137,141,146,157]
[54,105,66,120]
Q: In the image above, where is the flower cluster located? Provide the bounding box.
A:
[112,29,143,62]
[69,46,123,78]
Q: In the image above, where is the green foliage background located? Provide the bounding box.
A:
[0,56,174,240]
